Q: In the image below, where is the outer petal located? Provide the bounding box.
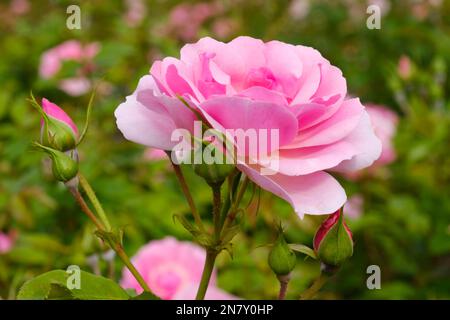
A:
[42,98,78,135]
[261,141,358,176]
[239,163,347,217]
[114,75,196,150]
[332,110,382,172]
[283,98,364,149]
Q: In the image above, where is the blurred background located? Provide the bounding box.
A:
[0,0,449,299]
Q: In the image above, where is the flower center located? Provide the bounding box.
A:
[245,67,276,90]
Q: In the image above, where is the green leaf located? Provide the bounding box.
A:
[130,291,160,300]
[18,269,130,300]
[173,214,203,238]
[221,225,241,244]
[288,244,317,260]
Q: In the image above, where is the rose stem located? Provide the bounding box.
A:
[299,272,330,300]
[67,183,151,293]
[170,161,205,232]
[196,183,222,300]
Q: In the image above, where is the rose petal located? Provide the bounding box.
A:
[239,163,347,218]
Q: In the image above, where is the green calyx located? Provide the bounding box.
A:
[41,118,78,151]
[268,231,297,276]
[33,143,79,182]
[192,141,235,187]
[316,213,353,267]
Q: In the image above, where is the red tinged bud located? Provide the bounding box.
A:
[313,209,353,267]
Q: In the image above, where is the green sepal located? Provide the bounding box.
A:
[316,213,353,267]
[268,231,297,276]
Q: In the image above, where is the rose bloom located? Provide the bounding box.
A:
[120,237,236,300]
[398,55,412,80]
[115,36,381,217]
[0,231,16,254]
[365,104,398,166]
[344,194,364,220]
[39,40,100,96]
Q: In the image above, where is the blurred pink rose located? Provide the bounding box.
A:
[39,40,100,96]
[120,237,235,300]
[366,104,398,166]
[115,36,381,217]
[344,194,364,219]
[212,18,237,39]
[289,0,310,20]
[168,2,222,41]
[398,55,412,80]
[58,77,92,96]
[123,0,146,27]
[0,231,16,254]
[10,0,30,15]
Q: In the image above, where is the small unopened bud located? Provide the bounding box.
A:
[34,143,79,182]
[40,98,78,151]
[193,141,234,187]
[268,230,296,276]
[313,209,353,267]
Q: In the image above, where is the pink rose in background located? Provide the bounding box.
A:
[120,237,236,300]
[289,0,311,20]
[168,2,223,41]
[344,194,364,219]
[365,104,398,166]
[398,55,412,80]
[115,36,381,217]
[10,0,30,15]
[212,18,237,39]
[39,40,100,96]
[123,0,146,27]
[0,231,16,254]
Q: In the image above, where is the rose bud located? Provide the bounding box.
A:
[268,230,296,276]
[40,98,78,151]
[192,140,235,187]
[313,208,353,267]
[33,143,79,183]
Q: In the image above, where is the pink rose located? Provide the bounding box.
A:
[168,2,222,41]
[115,36,381,217]
[344,194,364,220]
[0,231,16,254]
[123,0,146,27]
[120,237,235,300]
[39,40,100,96]
[398,55,412,80]
[365,104,398,166]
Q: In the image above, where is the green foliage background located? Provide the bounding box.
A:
[0,0,449,299]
